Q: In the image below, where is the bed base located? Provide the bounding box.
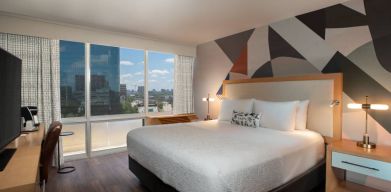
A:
[128,156,325,192]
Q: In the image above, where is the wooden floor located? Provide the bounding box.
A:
[46,152,325,192]
[46,152,147,192]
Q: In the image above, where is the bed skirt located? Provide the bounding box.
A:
[128,155,325,192]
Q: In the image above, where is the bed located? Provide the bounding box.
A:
[127,73,343,192]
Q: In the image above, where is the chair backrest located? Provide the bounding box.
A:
[40,121,62,183]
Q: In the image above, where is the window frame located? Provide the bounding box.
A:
[60,41,176,158]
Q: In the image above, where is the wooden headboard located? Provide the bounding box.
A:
[222,73,342,140]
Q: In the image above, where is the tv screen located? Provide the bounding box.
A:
[0,48,21,150]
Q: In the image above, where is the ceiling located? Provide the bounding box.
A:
[0,0,348,46]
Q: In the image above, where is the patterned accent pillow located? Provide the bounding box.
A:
[231,110,261,128]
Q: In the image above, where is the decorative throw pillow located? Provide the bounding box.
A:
[231,110,261,128]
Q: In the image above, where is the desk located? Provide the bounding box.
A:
[145,113,198,125]
[0,125,44,192]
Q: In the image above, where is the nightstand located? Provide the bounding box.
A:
[326,139,391,192]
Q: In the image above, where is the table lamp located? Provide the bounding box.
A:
[347,96,389,149]
[202,93,215,120]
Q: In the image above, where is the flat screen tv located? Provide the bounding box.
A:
[0,48,21,171]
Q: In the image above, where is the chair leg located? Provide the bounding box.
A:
[40,179,46,192]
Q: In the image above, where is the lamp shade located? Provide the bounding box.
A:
[347,103,362,109]
[370,104,389,110]
[347,103,389,110]
[202,97,215,102]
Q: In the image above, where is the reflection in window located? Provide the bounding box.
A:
[60,40,85,118]
[90,44,145,116]
[147,51,175,115]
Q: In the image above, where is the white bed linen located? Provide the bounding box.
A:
[127,120,324,192]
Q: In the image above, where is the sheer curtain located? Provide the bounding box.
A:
[0,33,62,165]
[173,55,195,114]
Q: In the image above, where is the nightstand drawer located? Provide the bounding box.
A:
[332,152,391,181]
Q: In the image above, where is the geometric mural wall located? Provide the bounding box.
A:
[196,0,391,134]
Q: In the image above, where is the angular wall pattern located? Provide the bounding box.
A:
[194,0,391,146]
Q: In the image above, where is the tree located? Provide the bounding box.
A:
[121,97,139,113]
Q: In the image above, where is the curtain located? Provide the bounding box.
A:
[173,55,195,114]
[0,33,62,166]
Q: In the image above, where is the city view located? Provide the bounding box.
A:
[59,40,175,154]
[60,40,175,118]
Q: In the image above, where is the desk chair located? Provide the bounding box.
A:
[40,121,62,190]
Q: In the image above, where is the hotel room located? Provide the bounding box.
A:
[0,0,390,192]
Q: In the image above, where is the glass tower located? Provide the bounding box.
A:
[60,40,85,118]
[90,44,121,115]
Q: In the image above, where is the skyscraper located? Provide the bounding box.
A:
[120,84,127,97]
[60,40,85,117]
[137,86,144,94]
[90,44,121,115]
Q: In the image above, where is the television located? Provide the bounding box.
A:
[0,48,21,171]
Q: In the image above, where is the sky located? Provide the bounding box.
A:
[60,40,175,92]
[119,48,174,91]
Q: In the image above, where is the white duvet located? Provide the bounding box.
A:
[127,120,324,192]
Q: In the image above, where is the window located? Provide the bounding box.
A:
[62,123,86,155]
[60,41,176,157]
[147,51,175,115]
[90,44,145,116]
[91,119,142,151]
[60,41,85,118]
[119,48,145,115]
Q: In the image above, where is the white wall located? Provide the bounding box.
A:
[0,12,196,56]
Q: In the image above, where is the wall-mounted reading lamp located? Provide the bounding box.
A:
[329,100,340,107]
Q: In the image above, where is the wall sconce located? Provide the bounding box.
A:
[202,93,215,120]
[329,100,340,107]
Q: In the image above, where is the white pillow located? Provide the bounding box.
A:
[296,100,309,130]
[253,100,299,131]
[218,99,253,121]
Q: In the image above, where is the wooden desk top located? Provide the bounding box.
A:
[146,113,199,125]
[332,139,391,163]
[146,113,198,119]
[0,125,44,192]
